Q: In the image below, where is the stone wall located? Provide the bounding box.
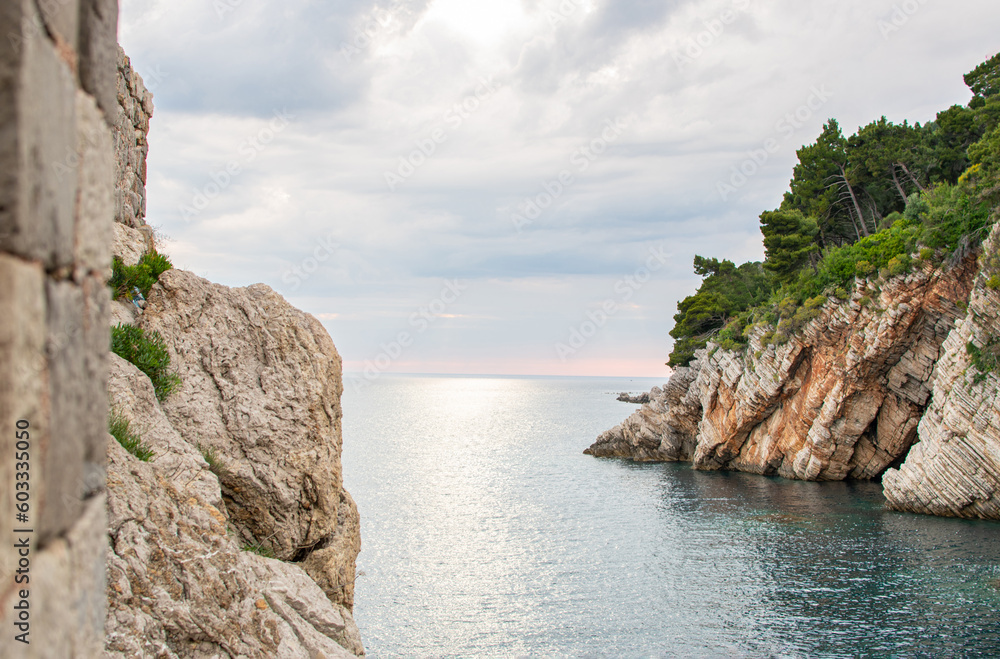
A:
[114,47,151,228]
[112,44,154,263]
[0,0,118,656]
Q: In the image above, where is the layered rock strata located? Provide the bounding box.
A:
[589,250,994,506]
[883,227,1000,518]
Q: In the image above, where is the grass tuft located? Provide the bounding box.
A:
[108,408,154,461]
[967,337,1000,384]
[197,443,231,480]
[111,323,181,400]
[242,542,276,559]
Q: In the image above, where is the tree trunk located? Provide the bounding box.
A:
[897,162,926,193]
[837,164,870,237]
[890,165,908,203]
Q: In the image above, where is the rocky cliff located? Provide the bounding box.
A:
[104,53,364,657]
[589,226,1000,519]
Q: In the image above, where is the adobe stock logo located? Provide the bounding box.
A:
[877,0,929,39]
[672,0,754,72]
[511,117,628,233]
[555,245,670,361]
[384,77,501,191]
[349,279,469,391]
[717,85,833,201]
[179,109,294,220]
[281,234,340,291]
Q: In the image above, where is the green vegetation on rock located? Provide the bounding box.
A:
[109,408,154,461]
[109,250,173,301]
[967,338,1000,384]
[111,323,181,401]
[198,443,231,480]
[668,54,1000,367]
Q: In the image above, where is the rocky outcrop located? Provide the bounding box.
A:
[102,50,364,656]
[589,368,701,462]
[139,269,361,611]
[108,354,223,509]
[616,392,651,404]
[883,226,1000,518]
[589,252,982,490]
[105,272,365,656]
[105,435,363,657]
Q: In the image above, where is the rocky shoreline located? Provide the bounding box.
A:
[616,392,651,404]
[588,227,1000,520]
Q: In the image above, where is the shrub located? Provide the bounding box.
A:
[110,324,181,400]
[967,337,1000,384]
[910,184,993,254]
[887,254,912,277]
[109,250,173,301]
[108,408,154,461]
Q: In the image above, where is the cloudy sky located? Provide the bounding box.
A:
[119,0,999,379]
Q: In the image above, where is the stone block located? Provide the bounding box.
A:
[38,279,88,545]
[74,90,114,275]
[81,275,109,468]
[0,3,78,270]
[38,0,81,53]
[29,493,106,658]
[78,0,118,125]
[0,254,48,619]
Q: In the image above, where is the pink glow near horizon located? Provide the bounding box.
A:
[342,358,674,379]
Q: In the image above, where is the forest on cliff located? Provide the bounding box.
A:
[669,52,1000,368]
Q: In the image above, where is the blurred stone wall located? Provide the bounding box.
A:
[0,0,118,655]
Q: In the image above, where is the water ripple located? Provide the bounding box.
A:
[343,375,1000,658]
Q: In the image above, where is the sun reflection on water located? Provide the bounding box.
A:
[343,375,1000,658]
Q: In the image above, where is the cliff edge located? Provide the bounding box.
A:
[589,224,1000,519]
[104,50,363,657]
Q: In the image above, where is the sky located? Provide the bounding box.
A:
[118,0,999,381]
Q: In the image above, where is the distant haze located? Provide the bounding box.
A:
[120,0,999,377]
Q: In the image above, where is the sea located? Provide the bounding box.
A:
[341,374,1000,658]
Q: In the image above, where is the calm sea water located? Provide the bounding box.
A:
[341,375,1000,658]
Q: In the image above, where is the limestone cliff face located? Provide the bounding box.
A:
[883,227,1000,518]
[589,234,1000,519]
[106,292,365,657]
[141,269,361,613]
[104,53,364,657]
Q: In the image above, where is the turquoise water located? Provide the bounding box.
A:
[341,375,1000,658]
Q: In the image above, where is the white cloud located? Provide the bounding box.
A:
[121,0,1000,376]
